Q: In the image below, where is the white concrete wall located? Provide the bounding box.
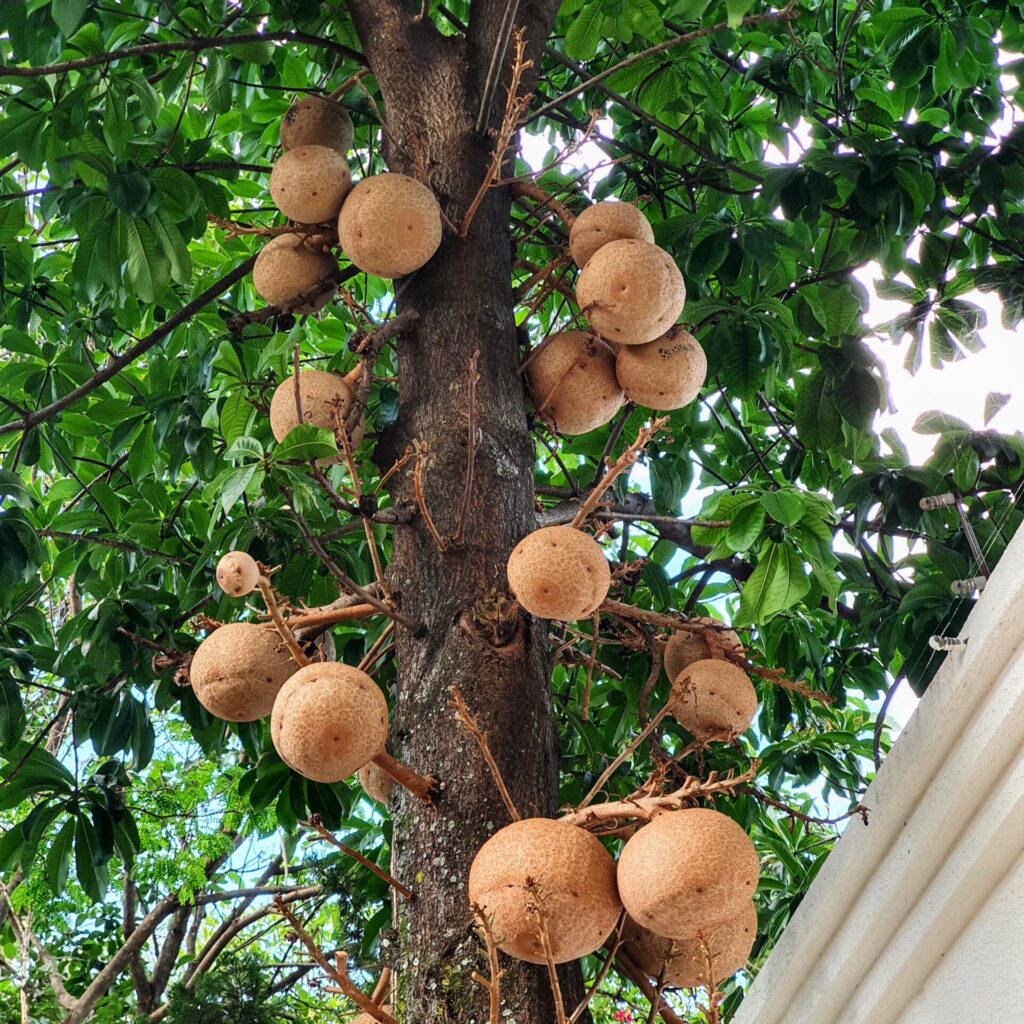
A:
[733,524,1024,1024]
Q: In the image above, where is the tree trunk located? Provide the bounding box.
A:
[346,2,580,1020]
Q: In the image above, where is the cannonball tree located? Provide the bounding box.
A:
[1,1,1023,1022]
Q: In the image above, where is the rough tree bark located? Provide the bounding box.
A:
[345,1,582,1020]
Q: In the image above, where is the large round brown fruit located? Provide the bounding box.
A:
[268,370,354,443]
[280,96,354,153]
[215,551,260,597]
[576,239,685,345]
[269,145,352,224]
[271,662,387,783]
[669,659,758,741]
[617,808,759,939]
[507,526,610,621]
[570,201,654,269]
[526,331,623,435]
[468,818,622,964]
[189,622,299,722]
[623,900,758,989]
[663,617,743,682]
[252,233,337,311]
[337,173,442,278]
[615,326,707,410]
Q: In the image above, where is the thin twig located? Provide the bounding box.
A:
[525,880,567,1024]
[581,610,599,722]
[285,498,424,635]
[510,181,575,227]
[474,0,523,133]
[576,705,672,811]
[304,815,415,901]
[568,917,623,1023]
[274,899,396,1024]
[454,350,481,547]
[459,28,533,238]
[357,621,395,673]
[256,575,311,668]
[412,441,449,553]
[569,419,668,529]
[470,904,505,1024]
[450,687,521,821]
[559,763,758,830]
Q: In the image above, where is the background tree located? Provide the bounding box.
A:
[1,0,1023,1022]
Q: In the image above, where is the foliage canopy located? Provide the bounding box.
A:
[1,0,1022,1021]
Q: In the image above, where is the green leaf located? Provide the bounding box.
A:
[0,675,25,752]
[219,465,259,513]
[761,490,805,528]
[204,52,232,114]
[51,0,87,36]
[121,215,167,303]
[794,372,841,450]
[45,818,74,895]
[273,425,339,462]
[913,410,970,435]
[565,0,606,61]
[148,210,192,285]
[834,365,879,431]
[107,171,151,215]
[74,814,109,902]
[721,323,767,398]
[725,500,765,552]
[984,392,1011,426]
[725,0,755,28]
[735,542,811,625]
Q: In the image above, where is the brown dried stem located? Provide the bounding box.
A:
[611,948,685,1024]
[370,750,438,804]
[273,899,397,1024]
[303,815,415,901]
[450,687,521,821]
[569,916,624,1023]
[581,610,600,722]
[412,441,449,553]
[698,934,724,1024]
[285,499,424,635]
[569,419,669,530]
[525,880,567,1024]
[459,28,533,238]
[256,575,311,668]
[370,967,392,1006]
[335,407,390,598]
[343,311,419,439]
[357,621,395,673]
[559,762,758,831]
[454,349,481,547]
[207,215,299,238]
[575,704,672,812]
[329,67,370,100]
[286,603,378,634]
[470,903,505,1024]
[511,181,576,228]
[745,784,869,828]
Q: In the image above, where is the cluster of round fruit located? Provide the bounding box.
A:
[470,805,757,990]
[191,551,395,803]
[467,599,760,989]
[527,201,707,434]
[251,95,443,308]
